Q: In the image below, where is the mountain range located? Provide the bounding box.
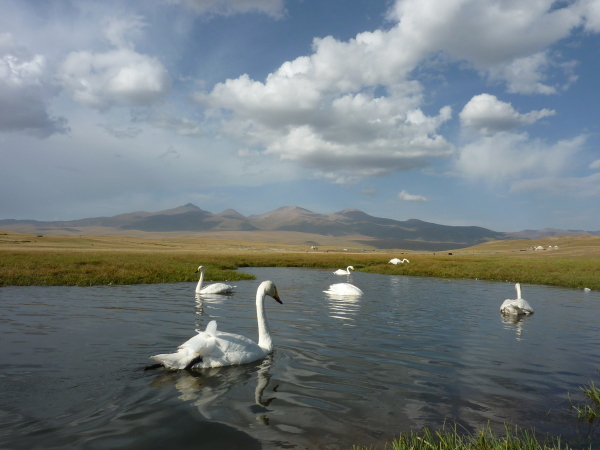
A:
[1,203,598,251]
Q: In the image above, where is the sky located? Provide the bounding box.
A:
[1,0,600,232]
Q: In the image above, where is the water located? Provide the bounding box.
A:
[1,267,599,449]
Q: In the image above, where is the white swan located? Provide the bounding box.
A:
[500,283,533,316]
[324,283,363,296]
[151,280,282,370]
[333,266,355,275]
[195,265,235,295]
[389,258,409,264]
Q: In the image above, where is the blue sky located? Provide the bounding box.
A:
[1,0,599,232]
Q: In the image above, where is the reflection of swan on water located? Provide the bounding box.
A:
[324,283,363,296]
[389,258,409,264]
[501,313,531,339]
[151,281,282,370]
[195,265,235,295]
[149,356,277,423]
[500,283,533,316]
[333,266,355,275]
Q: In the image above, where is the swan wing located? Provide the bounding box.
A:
[192,331,267,368]
[151,320,219,370]
[200,283,235,294]
[333,269,347,275]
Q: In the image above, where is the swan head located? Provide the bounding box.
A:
[348,266,355,271]
[260,280,282,304]
[195,265,205,273]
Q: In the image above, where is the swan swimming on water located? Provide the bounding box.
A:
[195,265,235,295]
[324,283,363,296]
[151,280,282,370]
[333,266,355,275]
[500,283,533,316]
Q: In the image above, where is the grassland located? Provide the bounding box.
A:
[351,423,589,450]
[1,230,599,289]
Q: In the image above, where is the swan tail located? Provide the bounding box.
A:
[204,320,217,336]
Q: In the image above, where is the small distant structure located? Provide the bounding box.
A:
[310,246,318,250]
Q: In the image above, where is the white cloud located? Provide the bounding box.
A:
[456,133,586,182]
[590,159,600,169]
[460,94,556,136]
[102,16,147,49]
[398,189,430,202]
[164,0,285,18]
[511,172,600,197]
[193,0,600,183]
[0,33,69,138]
[58,48,171,111]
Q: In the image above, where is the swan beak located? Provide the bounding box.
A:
[272,290,282,304]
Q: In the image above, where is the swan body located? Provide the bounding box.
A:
[324,283,363,296]
[195,265,235,294]
[333,266,355,275]
[500,283,533,316]
[389,258,409,264]
[152,280,282,370]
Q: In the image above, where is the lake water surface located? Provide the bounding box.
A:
[1,267,599,449]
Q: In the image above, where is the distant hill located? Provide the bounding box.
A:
[2,203,597,250]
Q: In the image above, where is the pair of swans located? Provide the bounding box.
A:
[389,258,409,264]
[152,280,282,370]
[195,265,235,295]
[329,266,362,295]
[500,283,533,316]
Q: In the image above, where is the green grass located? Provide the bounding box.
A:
[569,371,600,424]
[1,249,599,290]
[360,255,600,291]
[0,251,255,286]
[351,423,585,450]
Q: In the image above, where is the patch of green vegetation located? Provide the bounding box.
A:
[569,370,600,424]
[0,251,255,286]
[1,250,599,289]
[351,423,586,450]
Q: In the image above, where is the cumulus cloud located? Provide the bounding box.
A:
[193,0,599,183]
[0,33,69,138]
[456,133,586,182]
[164,0,285,18]
[590,159,600,169]
[398,189,430,202]
[58,48,171,111]
[460,94,556,136]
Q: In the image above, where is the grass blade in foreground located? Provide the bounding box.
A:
[351,423,585,450]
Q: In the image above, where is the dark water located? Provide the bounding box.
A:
[1,267,599,449]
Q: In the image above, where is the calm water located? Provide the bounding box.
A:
[1,267,599,449]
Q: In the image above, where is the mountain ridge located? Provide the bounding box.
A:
[1,203,598,250]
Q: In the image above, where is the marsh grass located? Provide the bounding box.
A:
[1,231,599,289]
[0,251,255,286]
[351,423,582,450]
[569,371,600,424]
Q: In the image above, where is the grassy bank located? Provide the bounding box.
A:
[0,231,598,289]
[351,423,591,450]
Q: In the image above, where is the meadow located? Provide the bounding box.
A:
[1,230,599,289]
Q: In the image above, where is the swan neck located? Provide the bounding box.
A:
[516,284,523,308]
[195,269,204,293]
[256,285,273,352]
